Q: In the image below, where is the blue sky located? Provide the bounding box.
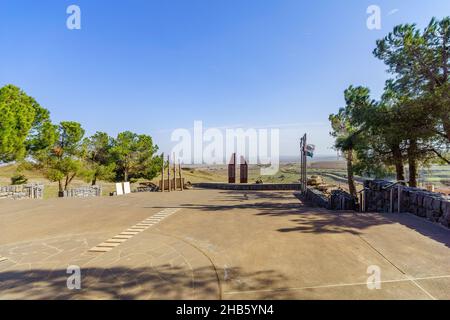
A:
[1,0,449,156]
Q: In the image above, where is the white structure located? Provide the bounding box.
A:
[115,183,124,196]
[123,182,131,194]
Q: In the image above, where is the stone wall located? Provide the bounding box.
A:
[193,183,302,191]
[0,184,44,200]
[297,188,330,209]
[364,180,450,228]
[295,187,359,211]
[60,186,102,198]
[329,190,358,211]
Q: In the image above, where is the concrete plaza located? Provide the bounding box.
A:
[0,189,449,299]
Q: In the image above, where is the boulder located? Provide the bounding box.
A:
[439,201,450,228]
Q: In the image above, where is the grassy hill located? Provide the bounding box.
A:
[2,161,448,198]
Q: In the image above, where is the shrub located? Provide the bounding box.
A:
[11,174,28,185]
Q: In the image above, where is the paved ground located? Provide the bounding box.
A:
[0,189,449,300]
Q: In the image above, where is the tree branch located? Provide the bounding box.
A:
[429,148,450,164]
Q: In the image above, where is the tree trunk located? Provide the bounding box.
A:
[65,173,76,191]
[346,149,357,197]
[407,140,418,187]
[124,169,128,182]
[392,145,405,182]
[92,176,97,186]
[64,175,69,191]
[58,180,63,193]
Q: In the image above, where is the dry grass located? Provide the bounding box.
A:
[0,164,117,199]
[3,160,448,198]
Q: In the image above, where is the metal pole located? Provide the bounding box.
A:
[390,188,394,213]
[302,136,306,193]
[300,137,304,192]
[363,191,366,212]
[359,193,363,212]
[300,136,305,193]
[304,134,307,194]
[161,153,165,192]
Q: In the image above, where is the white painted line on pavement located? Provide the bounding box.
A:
[223,275,450,297]
[88,208,181,253]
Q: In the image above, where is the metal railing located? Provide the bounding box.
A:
[357,188,370,212]
[382,181,407,213]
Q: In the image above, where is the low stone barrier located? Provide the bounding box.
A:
[0,184,44,200]
[364,180,450,228]
[193,183,302,191]
[330,190,358,211]
[136,182,160,193]
[294,188,330,209]
[60,186,102,198]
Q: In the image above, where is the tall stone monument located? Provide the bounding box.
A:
[228,153,236,183]
[240,156,248,184]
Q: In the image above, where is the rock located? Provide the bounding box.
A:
[432,198,443,212]
[424,197,434,210]
[364,179,449,229]
[426,209,441,222]
[417,193,425,207]
[59,186,102,198]
[307,176,323,186]
[439,201,450,227]
[0,184,44,200]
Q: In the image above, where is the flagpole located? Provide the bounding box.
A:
[304,134,307,194]
[300,137,304,192]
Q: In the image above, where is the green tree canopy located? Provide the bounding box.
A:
[36,121,86,193]
[82,132,116,185]
[0,84,50,162]
[111,131,161,182]
[374,17,450,142]
[329,86,375,196]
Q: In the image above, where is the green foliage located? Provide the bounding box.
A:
[374,17,450,143]
[82,132,116,185]
[372,17,450,185]
[374,17,449,92]
[28,121,59,156]
[111,131,161,182]
[329,86,374,196]
[0,85,50,162]
[11,173,28,185]
[0,85,163,194]
[329,85,373,153]
[330,17,450,188]
[37,122,86,192]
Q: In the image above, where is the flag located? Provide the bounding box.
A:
[306,144,315,158]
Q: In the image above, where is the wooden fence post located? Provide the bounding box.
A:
[167,155,171,192]
[173,153,177,190]
[179,160,183,191]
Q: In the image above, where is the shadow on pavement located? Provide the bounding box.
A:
[147,190,449,248]
[0,264,293,300]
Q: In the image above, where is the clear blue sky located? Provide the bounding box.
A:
[1,0,449,156]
